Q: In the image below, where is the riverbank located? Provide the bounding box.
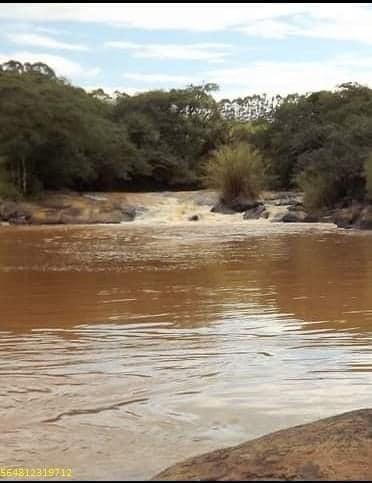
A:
[1,190,372,229]
[154,408,372,481]
[0,192,136,225]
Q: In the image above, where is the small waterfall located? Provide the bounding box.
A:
[123,190,245,224]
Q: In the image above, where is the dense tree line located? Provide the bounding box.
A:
[1,60,372,209]
[0,61,225,197]
[251,83,372,207]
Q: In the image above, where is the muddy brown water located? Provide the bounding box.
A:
[1,214,372,479]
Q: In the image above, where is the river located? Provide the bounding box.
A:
[1,192,372,480]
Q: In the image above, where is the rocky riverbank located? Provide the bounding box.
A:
[1,190,372,229]
[0,192,136,225]
[153,408,372,481]
[212,192,372,230]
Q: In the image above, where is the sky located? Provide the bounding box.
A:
[2,3,372,99]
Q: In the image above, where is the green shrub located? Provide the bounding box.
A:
[203,142,264,202]
[297,170,339,210]
[0,179,21,200]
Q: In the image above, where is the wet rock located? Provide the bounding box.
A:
[59,207,87,224]
[153,408,372,481]
[188,214,199,221]
[83,193,108,202]
[281,210,308,222]
[59,205,133,224]
[230,197,261,212]
[211,201,236,214]
[243,203,268,220]
[0,201,22,221]
[306,214,322,223]
[88,209,125,224]
[288,201,306,212]
[134,206,148,217]
[38,195,72,210]
[0,201,31,224]
[192,191,218,207]
[212,198,261,214]
[333,203,363,229]
[355,205,372,230]
[30,208,62,225]
[267,191,303,206]
[0,201,18,220]
[0,194,133,224]
[1,195,138,225]
[318,214,333,223]
[269,207,291,222]
[117,204,136,221]
[11,215,29,225]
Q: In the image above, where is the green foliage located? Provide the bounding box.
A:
[224,120,269,147]
[203,142,264,202]
[2,60,372,210]
[296,171,339,210]
[0,61,132,195]
[0,158,21,200]
[113,84,224,187]
[0,62,226,197]
[364,153,372,201]
[253,83,372,205]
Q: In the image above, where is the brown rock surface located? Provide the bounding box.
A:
[153,409,372,481]
[0,192,136,225]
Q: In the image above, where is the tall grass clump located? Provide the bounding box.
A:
[203,142,264,203]
[296,170,339,211]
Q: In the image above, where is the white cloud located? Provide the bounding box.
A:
[122,54,372,98]
[5,23,73,37]
[0,3,372,45]
[105,41,231,62]
[84,85,143,97]
[208,57,372,96]
[240,6,372,44]
[33,26,73,37]
[123,72,193,84]
[5,32,89,51]
[0,3,309,31]
[0,51,100,79]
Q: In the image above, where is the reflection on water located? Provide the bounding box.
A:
[0,222,372,480]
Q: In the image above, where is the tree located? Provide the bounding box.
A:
[113,84,225,187]
[0,61,135,194]
[253,84,372,204]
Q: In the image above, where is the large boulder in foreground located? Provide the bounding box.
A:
[153,408,372,481]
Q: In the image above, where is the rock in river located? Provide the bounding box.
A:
[212,198,262,214]
[243,203,268,220]
[153,408,372,481]
[355,205,372,230]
